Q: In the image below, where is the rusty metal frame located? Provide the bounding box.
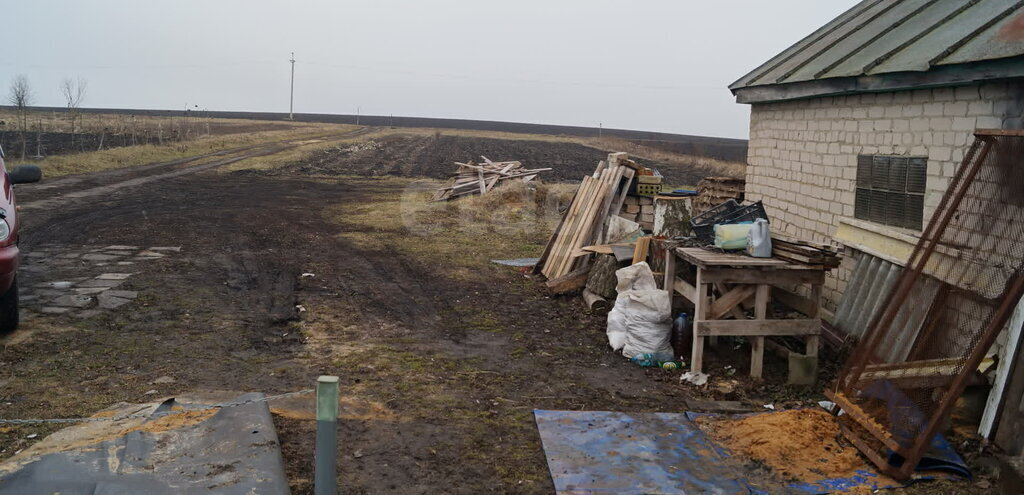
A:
[832,131,1024,479]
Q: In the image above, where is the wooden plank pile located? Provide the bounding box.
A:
[535,152,640,281]
[771,235,841,268]
[432,156,551,201]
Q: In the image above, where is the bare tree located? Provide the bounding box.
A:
[7,75,34,158]
[8,75,33,128]
[60,77,87,144]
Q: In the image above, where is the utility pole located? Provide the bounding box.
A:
[289,52,296,120]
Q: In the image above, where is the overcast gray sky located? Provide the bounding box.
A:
[2,1,857,139]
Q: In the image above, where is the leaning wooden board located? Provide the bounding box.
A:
[542,176,611,279]
[541,176,596,278]
[554,177,611,277]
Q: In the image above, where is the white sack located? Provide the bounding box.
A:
[606,262,674,358]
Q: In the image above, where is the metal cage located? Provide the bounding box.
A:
[828,129,1024,479]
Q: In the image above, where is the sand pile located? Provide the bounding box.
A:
[699,409,871,483]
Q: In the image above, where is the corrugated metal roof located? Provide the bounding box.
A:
[731,0,1024,101]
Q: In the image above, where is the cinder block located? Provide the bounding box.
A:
[788,352,818,386]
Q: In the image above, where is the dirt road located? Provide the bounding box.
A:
[0,132,705,493]
[0,133,973,494]
[20,126,378,212]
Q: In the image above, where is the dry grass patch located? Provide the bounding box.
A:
[325,177,575,282]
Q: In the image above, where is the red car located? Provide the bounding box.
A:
[0,145,41,332]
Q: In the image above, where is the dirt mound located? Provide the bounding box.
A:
[698,409,874,484]
[284,134,720,185]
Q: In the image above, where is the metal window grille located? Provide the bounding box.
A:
[829,131,1024,480]
[855,155,927,230]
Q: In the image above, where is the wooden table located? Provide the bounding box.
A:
[664,247,825,378]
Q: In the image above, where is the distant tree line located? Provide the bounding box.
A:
[5,74,88,159]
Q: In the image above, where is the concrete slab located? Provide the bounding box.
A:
[51,295,94,308]
[97,293,132,310]
[104,245,140,250]
[36,289,67,298]
[40,307,72,315]
[148,247,182,252]
[74,309,104,319]
[104,290,138,299]
[35,281,73,289]
[96,273,133,280]
[72,287,109,295]
[81,254,121,262]
[76,279,126,288]
[136,251,166,258]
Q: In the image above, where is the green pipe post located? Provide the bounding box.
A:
[315,375,339,495]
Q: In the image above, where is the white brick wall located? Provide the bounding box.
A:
[746,81,1024,310]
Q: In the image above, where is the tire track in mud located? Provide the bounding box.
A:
[16,126,379,214]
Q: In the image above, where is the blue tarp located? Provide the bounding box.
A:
[534,410,749,494]
[535,409,968,494]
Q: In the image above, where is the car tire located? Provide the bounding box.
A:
[0,276,19,334]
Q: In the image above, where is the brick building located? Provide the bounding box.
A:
[730,1,1024,313]
[729,0,1024,454]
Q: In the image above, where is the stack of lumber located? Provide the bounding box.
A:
[772,235,841,269]
[692,176,745,216]
[535,152,639,281]
[432,156,551,201]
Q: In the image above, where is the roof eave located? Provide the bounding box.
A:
[733,57,1024,104]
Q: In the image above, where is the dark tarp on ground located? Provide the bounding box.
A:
[0,392,290,495]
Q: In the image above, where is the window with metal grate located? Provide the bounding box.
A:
[854,154,926,230]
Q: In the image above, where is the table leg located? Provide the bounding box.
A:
[806,335,820,358]
[807,283,822,358]
[663,248,676,292]
[691,267,707,374]
[751,284,770,379]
